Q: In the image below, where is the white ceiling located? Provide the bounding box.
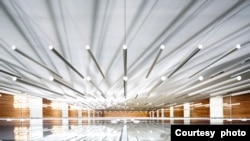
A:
[0,0,250,110]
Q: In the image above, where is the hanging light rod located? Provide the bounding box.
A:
[123,76,128,99]
[147,76,166,97]
[209,71,225,78]
[146,45,165,78]
[123,45,127,99]
[123,45,127,76]
[11,45,63,79]
[49,45,84,79]
[0,69,21,78]
[189,44,241,78]
[86,76,106,99]
[0,59,42,79]
[12,77,63,96]
[49,76,85,97]
[85,45,105,78]
[168,45,203,78]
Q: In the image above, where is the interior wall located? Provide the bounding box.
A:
[0,93,29,118]
[42,99,62,125]
[164,108,170,123]
[103,111,149,117]
[68,105,78,125]
[190,98,210,124]
[174,105,184,124]
[223,93,250,124]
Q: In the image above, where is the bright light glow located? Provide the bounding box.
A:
[6,118,12,121]
[199,76,204,81]
[51,102,61,109]
[86,76,91,81]
[14,95,28,108]
[236,44,241,49]
[20,119,25,122]
[11,45,16,50]
[49,76,54,81]
[123,76,128,81]
[236,76,242,81]
[161,76,166,81]
[48,45,54,50]
[160,45,165,49]
[198,44,203,49]
[123,45,127,49]
[133,120,140,123]
[12,77,17,81]
[85,45,90,50]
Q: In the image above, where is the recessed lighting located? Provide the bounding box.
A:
[199,76,204,81]
[198,44,203,49]
[86,76,91,81]
[160,45,165,49]
[11,45,16,50]
[48,45,54,50]
[236,44,241,49]
[123,76,128,81]
[12,77,17,81]
[236,76,242,81]
[161,76,166,81]
[49,76,54,81]
[85,45,90,50]
[123,45,127,49]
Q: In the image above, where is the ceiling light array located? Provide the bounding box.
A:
[143,43,246,110]
[189,44,241,78]
[3,38,246,110]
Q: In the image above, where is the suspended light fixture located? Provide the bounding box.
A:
[86,76,106,99]
[168,44,203,78]
[49,45,84,78]
[49,76,85,97]
[12,77,63,96]
[0,69,21,78]
[85,45,105,78]
[12,45,63,78]
[189,44,241,78]
[146,44,165,78]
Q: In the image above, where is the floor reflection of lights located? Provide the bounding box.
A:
[0,119,170,141]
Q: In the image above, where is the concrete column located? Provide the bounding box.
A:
[29,96,42,140]
[87,108,90,124]
[161,108,164,118]
[62,103,68,129]
[170,106,174,124]
[156,110,159,117]
[78,106,82,125]
[184,103,190,124]
[210,96,223,124]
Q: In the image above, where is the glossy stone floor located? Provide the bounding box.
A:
[0,119,171,141]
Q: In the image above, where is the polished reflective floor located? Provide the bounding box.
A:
[0,119,170,141]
